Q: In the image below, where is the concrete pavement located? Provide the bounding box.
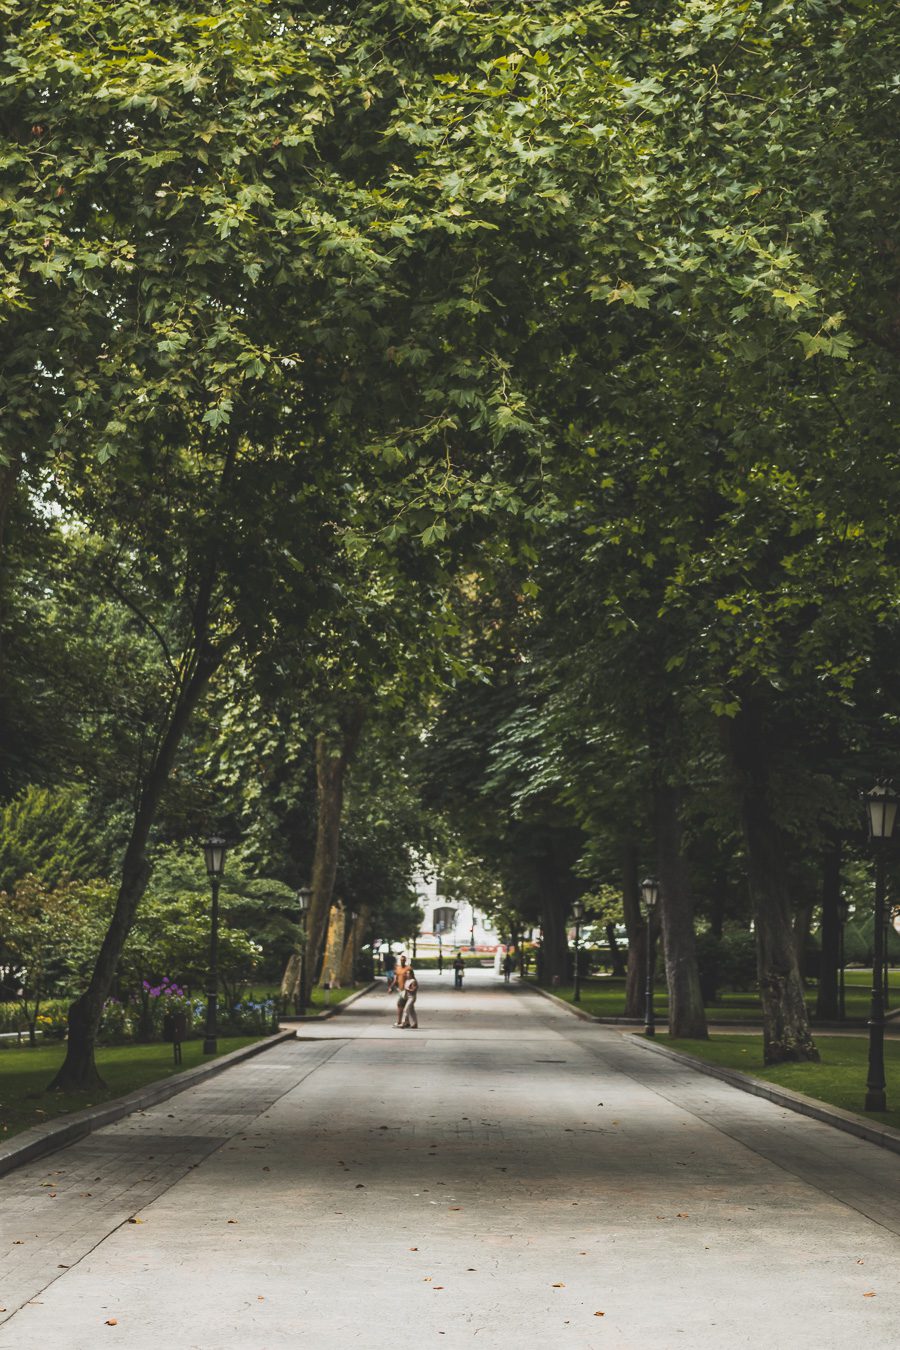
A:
[1,970,899,1349]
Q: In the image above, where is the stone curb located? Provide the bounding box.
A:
[0,1028,298,1181]
[629,1033,900,1157]
[278,981,377,1024]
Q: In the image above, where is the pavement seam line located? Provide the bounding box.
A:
[559,1026,900,1239]
[0,1039,346,1328]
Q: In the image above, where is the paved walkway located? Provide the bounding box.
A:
[1,972,899,1349]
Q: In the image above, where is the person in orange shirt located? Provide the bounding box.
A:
[393,954,411,1026]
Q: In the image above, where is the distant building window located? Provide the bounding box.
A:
[433,906,456,933]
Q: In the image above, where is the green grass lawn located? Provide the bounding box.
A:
[655,1033,900,1133]
[249,983,366,1012]
[0,1036,264,1141]
[541,969,900,1024]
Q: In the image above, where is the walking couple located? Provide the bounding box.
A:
[391,954,419,1030]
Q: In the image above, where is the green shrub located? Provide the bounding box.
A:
[219,997,278,1036]
[696,929,758,1002]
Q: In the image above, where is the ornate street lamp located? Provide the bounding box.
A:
[572,900,585,1003]
[863,785,898,1111]
[202,836,228,1055]
[295,885,311,1014]
[641,878,660,1037]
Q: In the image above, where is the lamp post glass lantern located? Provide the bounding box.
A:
[201,836,227,1055]
[863,785,898,1112]
[641,878,659,1037]
[572,900,584,1003]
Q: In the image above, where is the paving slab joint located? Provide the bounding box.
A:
[0,1028,298,1180]
[630,1032,900,1157]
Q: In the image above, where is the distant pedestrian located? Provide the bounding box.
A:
[393,955,411,1024]
[453,953,465,989]
[503,951,514,984]
[400,971,419,1029]
[383,949,397,990]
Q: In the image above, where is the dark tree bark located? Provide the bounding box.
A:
[816,840,842,1020]
[793,899,814,982]
[606,923,626,976]
[654,780,708,1039]
[622,842,646,1017]
[0,454,20,669]
[728,702,819,1064]
[709,870,727,939]
[50,643,223,1090]
[538,887,569,984]
[339,905,369,986]
[300,705,366,994]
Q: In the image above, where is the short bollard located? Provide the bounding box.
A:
[164,1010,187,1065]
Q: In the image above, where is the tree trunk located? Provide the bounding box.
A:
[320,905,346,987]
[49,646,223,1091]
[0,454,19,667]
[339,906,368,986]
[538,890,569,984]
[280,952,301,1006]
[816,840,842,1020]
[606,923,626,976]
[728,702,819,1064]
[655,781,708,1039]
[622,843,646,1018]
[793,896,815,982]
[709,870,727,939]
[303,705,366,991]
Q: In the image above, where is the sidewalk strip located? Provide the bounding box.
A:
[630,1033,900,1157]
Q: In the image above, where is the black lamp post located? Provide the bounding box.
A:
[202,836,227,1055]
[863,785,898,1112]
[572,900,584,1002]
[837,896,849,1022]
[295,886,311,1014]
[642,878,660,1037]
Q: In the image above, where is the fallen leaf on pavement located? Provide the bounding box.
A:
[127,1218,143,1225]
[227,1219,238,1224]
[409,1247,418,1251]
[864,1291,876,1298]
[552,1283,566,1288]
[449,1206,461,1211]
[676,1213,689,1219]
[105,1319,118,1326]
[594,1312,605,1317]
